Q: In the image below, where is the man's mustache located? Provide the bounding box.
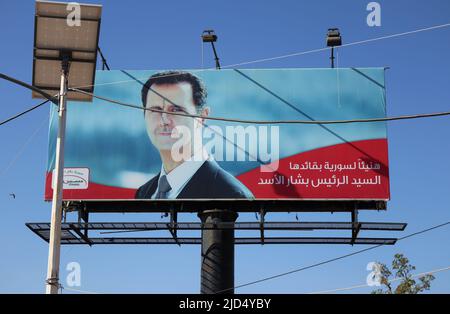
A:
[155,126,186,136]
[157,127,173,133]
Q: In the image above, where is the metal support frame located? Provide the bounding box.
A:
[65,200,387,213]
[168,208,180,246]
[26,220,406,246]
[260,207,266,245]
[351,209,361,245]
[210,41,221,70]
[31,200,403,294]
[77,204,90,239]
[97,47,110,70]
[330,47,335,68]
[69,223,92,246]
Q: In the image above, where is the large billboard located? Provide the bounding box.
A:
[45,68,389,201]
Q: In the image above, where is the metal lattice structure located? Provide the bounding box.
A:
[27,220,406,246]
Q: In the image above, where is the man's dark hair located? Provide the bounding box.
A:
[141,70,207,111]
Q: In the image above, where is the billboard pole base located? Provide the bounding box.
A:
[198,209,238,294]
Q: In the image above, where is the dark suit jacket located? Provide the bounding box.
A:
[135,160,254,199]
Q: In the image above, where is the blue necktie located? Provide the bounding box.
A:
[156,175,172,199]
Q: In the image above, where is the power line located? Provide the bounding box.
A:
[222,22,450,68]
[70,87,450,125]
[0,117,48,177]
[0,73,58,104]
[307,265,450,294]
[70,21,450,90]
[57,221,450,294]
[0,99,49,127]
[214,221,450,293]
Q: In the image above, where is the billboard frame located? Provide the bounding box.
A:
[62,199,387,213]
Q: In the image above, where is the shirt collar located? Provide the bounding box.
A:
[159,148,210,195]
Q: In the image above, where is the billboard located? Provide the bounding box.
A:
[45,68,389,201]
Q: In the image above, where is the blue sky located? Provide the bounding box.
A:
[0,0,449,293]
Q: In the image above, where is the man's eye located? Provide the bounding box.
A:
[172,107,185,113]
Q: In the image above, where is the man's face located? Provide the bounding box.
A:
[144,82,205,152]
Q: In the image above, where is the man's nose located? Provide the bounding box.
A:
[160,111,170,125]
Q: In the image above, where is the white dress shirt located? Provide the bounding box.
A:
[151,148,210,199]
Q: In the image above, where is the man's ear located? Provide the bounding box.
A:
[201,106,210,118]
[199,106,210,124]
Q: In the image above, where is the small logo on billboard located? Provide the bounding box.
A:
[52,168,89,189]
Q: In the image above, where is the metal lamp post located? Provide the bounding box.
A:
[326,28,342,68]
[32,0,102,294]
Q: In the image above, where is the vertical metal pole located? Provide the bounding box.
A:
[330,47,335,68]
[210,42,221,70]
[45,58,69,294]
[198,209,238,294]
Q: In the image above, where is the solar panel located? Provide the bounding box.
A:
[32,1,102,102]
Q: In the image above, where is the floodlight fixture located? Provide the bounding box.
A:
[202,29,218,43]
[201,29,221,69]
[326,28,342,68]
[32,0,102,295]
[326,28,342,47]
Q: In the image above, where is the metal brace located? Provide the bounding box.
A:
[168,207,180,246]
[351,209,361,245]
[260,206,266,245]
[70,223,92,246]
[76,203,89,239]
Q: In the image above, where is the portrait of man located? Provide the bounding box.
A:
[135,70,254,199]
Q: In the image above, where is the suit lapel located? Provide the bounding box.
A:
[177,161,213,199]
[143,173,160,198]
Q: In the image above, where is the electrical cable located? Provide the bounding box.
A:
[70,87,450,125]
[0,99,49,127]
[70,21,450,90]
[0,116,48,177]
[214,221,450,293]
[0,73,59,104]
[307,265,450,294]
[56,222,450,294]
[221,22,450,69]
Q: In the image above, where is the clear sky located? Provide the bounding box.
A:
[0,0,449,294]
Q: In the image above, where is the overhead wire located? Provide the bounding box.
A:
[221,22,450,68]
[0,116,48,177]
[0,73,59,104]
[214,221,450,293]
[70,87,450,125]
[0,99,50,127]
[3,22,448,125]
[307,265,450,294]
[53,221,450,294]
[70,21,450,90]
